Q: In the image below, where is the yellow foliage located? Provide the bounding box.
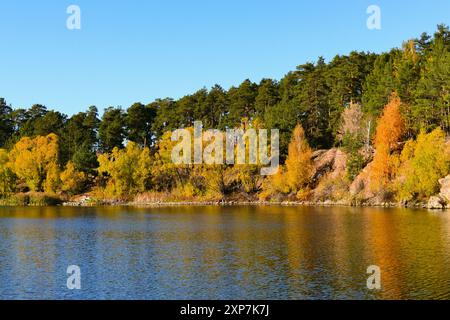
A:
[199,165,228,198]
[8,134,59,192]
[259,166,290,200]
[227,164,261,194]
[369,144,399,192]
[152,131,191,191]
[395,128,450,200]
[399,139,416,163]
[170,183,197,200]
[98,142,152,197]
[60,161,86,195]
[153,123,269,197]
[313,174,350,202]
[260,124,313,200]
[271,168,290,194]
[0,149,16,195]
[44,162,60,194]
[157,131,183,164]
[285,125,313,193]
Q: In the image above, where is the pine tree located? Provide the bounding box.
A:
[99,107,126,152]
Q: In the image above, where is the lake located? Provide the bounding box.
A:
[0,205,449,300]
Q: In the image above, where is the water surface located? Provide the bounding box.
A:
[0,206,449,300]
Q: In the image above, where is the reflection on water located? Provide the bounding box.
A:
[0,206,450,300]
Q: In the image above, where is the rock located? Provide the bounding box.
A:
[63,195,94,206]
[311,149,336,181]
[311,148,348,182]
[427,175,450,209]
[427,196,446,209]
[333,150,348,177]
[349,161,375,199]
[439,175,450,202]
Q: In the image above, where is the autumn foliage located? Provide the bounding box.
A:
[8,134,59,192]
[373,93,405,150]
[0,149,15,195]
[261,124,313,199]
[97,141,152,197]
[369,93,405,193]
[285,125,313,192]
[60,161,86,196]
[395,128,450,200]
[0,92,449,206]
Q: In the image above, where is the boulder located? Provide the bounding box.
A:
[311,149,336,180]
[311,148,347,182]
[427,196,446,209]
[330,149,347,179]
[349,161,375,199]
[439,175,450,202]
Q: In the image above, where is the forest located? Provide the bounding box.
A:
[0,25,450,206]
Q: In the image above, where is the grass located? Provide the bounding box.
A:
[0,192,62,206]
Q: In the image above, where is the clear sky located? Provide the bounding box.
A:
[1,0,449,115]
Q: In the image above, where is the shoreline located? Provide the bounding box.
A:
[60,199,440,210]
[1,194,445,210]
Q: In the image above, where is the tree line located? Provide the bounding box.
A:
[0,25,449,203]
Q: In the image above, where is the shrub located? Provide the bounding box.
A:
[60,161,86,195]
[396,128,450,200]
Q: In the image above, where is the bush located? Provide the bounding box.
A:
[0,193,61,206]
[313,175,350,202]
[395,128,450,200]
[60,161,86,195]
[0,149,16,196]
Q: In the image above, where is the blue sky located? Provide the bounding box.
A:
[0,0,449,115]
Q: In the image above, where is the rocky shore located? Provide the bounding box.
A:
[61,197,438,210]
